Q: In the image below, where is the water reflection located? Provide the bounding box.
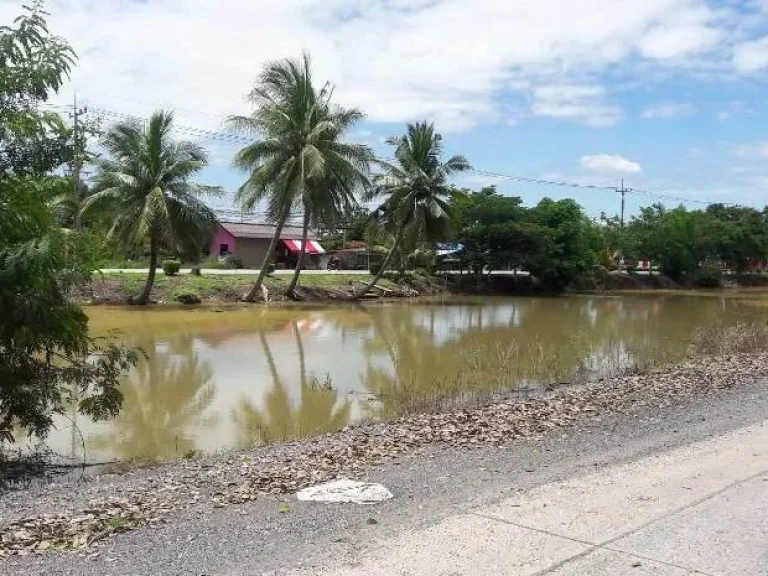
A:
[360,296,744,416]
[89,335,216,461]
[23,294,763,464]
[232,325,351,447]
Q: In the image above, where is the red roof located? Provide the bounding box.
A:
[220,221,317,241]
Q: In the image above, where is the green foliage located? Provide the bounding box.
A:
[694,263,723,288]
[408,248,435,271]
[357,122,470,296]
[610,204,764,283]
[0,3,137,442]
[0,240,139,440]
[525,198,597,290]
[320,205,371,250]
[266,262,276,276]
[452,189,596,290]
[162,259,181,276]
[85,110,221,303]
[228,53,373,298]
[369,260,383,276]
[0,2,76,177]
[223,254,244,269]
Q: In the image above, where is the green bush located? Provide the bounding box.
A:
[199,257,226,269]
[266,263,276,276]
[162,259,182,276]
[408,249,435,271]
[694,263,723,288]
[369,260,384,276]
[223,255,244,269]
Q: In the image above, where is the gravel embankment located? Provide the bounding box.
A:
[2,352,768,562]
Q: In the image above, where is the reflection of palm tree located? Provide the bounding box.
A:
[90,335,216,461]
[233,325,350,447]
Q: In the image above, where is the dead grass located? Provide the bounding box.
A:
[688,320,768,357]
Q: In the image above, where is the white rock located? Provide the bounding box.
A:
[296,479,393,504]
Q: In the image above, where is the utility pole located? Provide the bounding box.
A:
[70,92,88,231]
[618,178,632,227]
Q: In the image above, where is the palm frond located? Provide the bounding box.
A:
[89,110,218,256]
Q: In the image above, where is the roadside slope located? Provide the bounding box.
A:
[5,377,768,575]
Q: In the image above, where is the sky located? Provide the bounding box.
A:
[6,0,768,218]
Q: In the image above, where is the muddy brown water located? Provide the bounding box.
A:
[14,292,768,466]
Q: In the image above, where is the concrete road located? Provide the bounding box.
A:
[310,421,768,576]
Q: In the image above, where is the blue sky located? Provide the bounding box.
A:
[5,0,768,218]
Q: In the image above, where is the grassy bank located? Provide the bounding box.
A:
[77,271,440,304]
[75,269,768,306]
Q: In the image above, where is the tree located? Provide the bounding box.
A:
[228,53,372,301]
[355,122,470,297]
[623,205,714,282]
[1,2,136,443]
[705,204,767,272]
[318,205,372,251]
[525,198,598,290]
[452,187,526,274]
[83,110,220,304]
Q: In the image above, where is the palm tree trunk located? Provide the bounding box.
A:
[286,211,310,298]
[354,226,404,299]
[134,239,158,305]
[244,214,288,302]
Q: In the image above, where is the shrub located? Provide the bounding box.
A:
[694,264,722,288]
[223,255,244,269]
[408,249,434,271]
[266,263,276,276]
[369,260,384,276]
[162,259,182,276]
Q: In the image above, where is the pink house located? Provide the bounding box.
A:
[207,222,324,269]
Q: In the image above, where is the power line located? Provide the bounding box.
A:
[44,100,736,210]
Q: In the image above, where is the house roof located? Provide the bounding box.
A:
[220,221,318,241]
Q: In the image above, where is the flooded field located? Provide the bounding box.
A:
[20,292,768,465]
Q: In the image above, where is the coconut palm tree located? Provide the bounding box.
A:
[355,122,470,298]
[228,53,372,301]
[82,110,220,304]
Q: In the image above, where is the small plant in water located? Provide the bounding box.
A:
[310,374,334,391]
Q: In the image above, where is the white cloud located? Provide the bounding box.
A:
[716,111,730,121]
[641,101,697,119]
[580,154,642,174]
[734,140,768,159]
[733,37,768,72]
[0,0,754,138]
[532,84,622,126]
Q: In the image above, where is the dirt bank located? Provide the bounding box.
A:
[73,272,450,305]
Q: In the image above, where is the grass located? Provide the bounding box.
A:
[91,271,395,303]
[688,320,768,357]
[371,320,768,419]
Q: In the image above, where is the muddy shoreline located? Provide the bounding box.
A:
[72,270,768,306]
[2,351,768,557]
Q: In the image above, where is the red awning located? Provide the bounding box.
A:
[283,240,325,254]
